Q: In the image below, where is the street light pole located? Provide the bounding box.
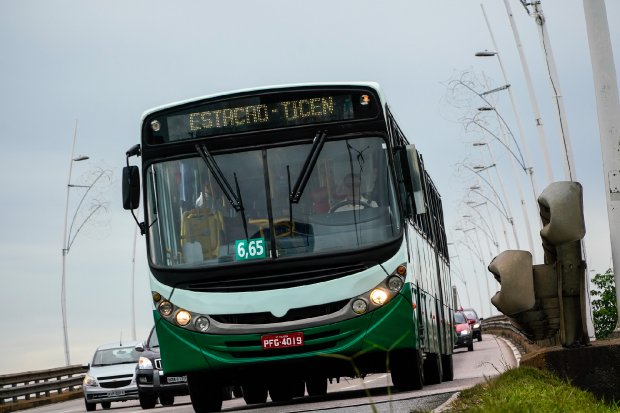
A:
[61,121,89,366]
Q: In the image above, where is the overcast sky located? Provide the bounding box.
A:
[1,1,618,375]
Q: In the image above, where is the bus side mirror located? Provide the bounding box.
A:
[403,144,427,214]
[122,166,140,210]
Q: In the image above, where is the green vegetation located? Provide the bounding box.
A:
[443,365,618,413]
[591,268,618,339]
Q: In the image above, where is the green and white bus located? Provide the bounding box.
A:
[123,83,453,412]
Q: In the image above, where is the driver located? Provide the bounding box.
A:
[332,173,377,212]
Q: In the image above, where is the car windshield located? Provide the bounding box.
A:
[454,312,467,324]
[145,136,401,268]
[92,346,141,366]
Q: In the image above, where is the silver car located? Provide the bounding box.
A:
[83,341,141,411]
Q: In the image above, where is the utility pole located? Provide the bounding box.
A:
[582,0,620,331]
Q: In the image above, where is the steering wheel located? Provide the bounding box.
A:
[329,199,373,213]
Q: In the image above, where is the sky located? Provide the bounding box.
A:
[0,0,618,375]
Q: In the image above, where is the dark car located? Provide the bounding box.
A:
[461,308,482,342]
[454,311,474,351]
[135,327,189,409]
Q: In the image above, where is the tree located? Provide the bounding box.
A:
[590,268,617,339]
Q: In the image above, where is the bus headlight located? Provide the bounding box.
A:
[350,264,407,315]
[370,289,389,306]
[158,300,173,317]
[351,299,368,314]
[194,316,211,332]
[176,310,192,326]
[387,275,404,292]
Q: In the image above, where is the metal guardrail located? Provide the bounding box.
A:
[482,314,560,352]
[0,365,87,411]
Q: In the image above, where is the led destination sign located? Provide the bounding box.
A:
[155,91,377,142]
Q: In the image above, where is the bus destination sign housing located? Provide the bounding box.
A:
[144,88,380,143]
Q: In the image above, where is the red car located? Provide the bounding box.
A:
[461,308,482,342]
[454,311,474,351]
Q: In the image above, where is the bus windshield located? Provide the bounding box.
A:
[146,136,401,268]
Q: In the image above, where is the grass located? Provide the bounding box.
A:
[443,365,619,413]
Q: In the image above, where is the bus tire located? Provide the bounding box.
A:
[423,353,443,385]
[188,373,223,412]
[390,349,424,390]
[306,377,327,396]
[441,354,454,382]
[269,382,293,402]
[242,383,268,404]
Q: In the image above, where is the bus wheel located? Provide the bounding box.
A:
[423,353,443,384]
[390,349,424,390]
[188,373,223,412]
[242,383,268,404]
[441,354,454,382]
[306,377,327,396]
[292,379,305,398]
[269,381,294,402]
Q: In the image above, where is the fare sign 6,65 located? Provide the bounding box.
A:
[261,332,304,349]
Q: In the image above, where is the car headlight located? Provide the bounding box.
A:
[473,323,480,329]
[138,356,153,369]
[83,374,98,387]
[460,330,471,336]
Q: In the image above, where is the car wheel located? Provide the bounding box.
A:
[468,341,474,351]
[188,373,223,412]
[100,401,111,410]
[423,353,443,385]
[441,354,454,382]
[305,377,327,397]
[477,334,482,342]
[84,398,96,412]
[242,382,268,404]
[269,381,294,402]
[390,348,424,391]
[159,392,174,406]
[139,393,157,409]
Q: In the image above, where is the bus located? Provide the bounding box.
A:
[123,83,453,412]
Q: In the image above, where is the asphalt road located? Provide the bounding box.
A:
[26,334,517,413]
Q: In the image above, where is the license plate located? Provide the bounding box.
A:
[108,390,125,397]
[167,376,187,383]
[261,332,304,349]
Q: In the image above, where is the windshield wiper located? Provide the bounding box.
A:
[289,130,327,203]
[196,144,249,240]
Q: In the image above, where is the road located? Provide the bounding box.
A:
[26,334,517,413]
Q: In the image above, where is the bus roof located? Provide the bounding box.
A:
[141,81,386,121]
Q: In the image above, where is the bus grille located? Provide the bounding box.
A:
[210,299,349,325]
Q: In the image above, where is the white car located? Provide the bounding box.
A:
[83,341,141,411]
